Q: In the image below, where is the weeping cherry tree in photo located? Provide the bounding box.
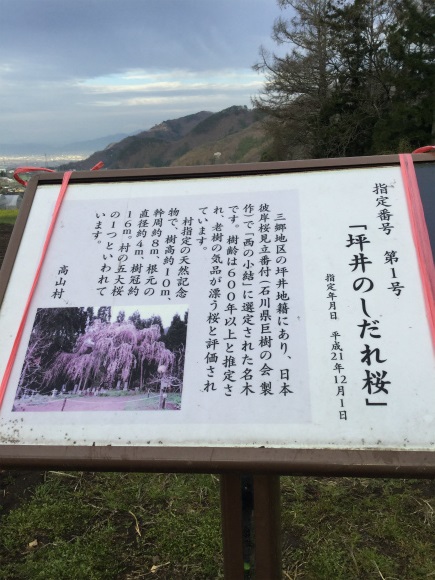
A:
[46,319,174,395]
[16,308,189,407]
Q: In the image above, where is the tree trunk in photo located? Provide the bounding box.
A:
[159,377,169,409]
[159,382,164,409]
[139,361,144,391]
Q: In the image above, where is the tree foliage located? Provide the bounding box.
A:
[17,307,92,395]
[162,312,189,390]
[163,313,188,352]
[46,320,174,394]
[253,0,435,159]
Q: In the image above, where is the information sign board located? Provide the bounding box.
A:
[0,156,434,474]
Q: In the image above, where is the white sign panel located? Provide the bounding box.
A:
[0,166,433,449]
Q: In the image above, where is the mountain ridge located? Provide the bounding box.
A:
[59,106,267,170]
[0,133,131,157]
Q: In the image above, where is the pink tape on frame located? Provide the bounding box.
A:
[399,154,435,352]
[0,171,73,410]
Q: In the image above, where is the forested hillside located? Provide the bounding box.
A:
[60,106,265,171]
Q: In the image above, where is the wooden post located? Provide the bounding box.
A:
[253,475,281,579]
[220,474,245,579]
[220,474,281,579]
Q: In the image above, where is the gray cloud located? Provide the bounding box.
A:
[0,0,279,145]
[2,0,275,76]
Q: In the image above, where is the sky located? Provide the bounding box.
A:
[0,0,282,147]
[111,305,187,329]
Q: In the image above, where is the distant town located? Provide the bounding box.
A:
[0,153,88,209]
[0,153,87,169]
[0,170,24,209]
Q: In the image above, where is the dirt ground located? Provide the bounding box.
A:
[0,223,13,267]
[0,470,45,515]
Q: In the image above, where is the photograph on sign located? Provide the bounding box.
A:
[13,304,187,413]
[0,164,433,451]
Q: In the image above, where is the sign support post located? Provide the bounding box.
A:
[220,473,245,578]
[220,473,281,579]
[253,474,281,578]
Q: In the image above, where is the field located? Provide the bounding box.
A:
[0,209,19,225]
[13,392,182,412]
